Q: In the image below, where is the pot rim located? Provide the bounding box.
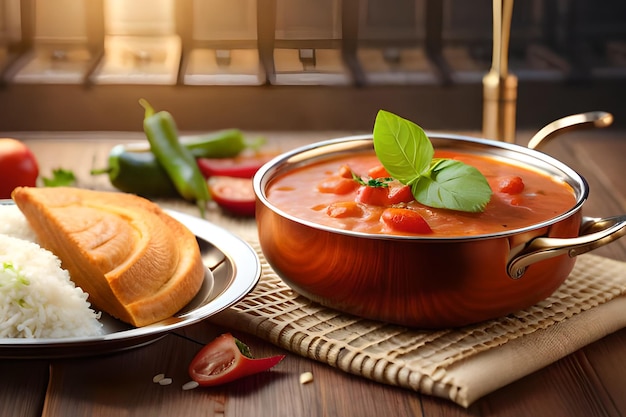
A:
[253,133,589,242]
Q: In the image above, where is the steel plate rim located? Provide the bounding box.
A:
[0,206,261,358]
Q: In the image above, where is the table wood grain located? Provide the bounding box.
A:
[1,129,624,417]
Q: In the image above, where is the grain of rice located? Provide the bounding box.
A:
[158,378,173,386]
[299,372,314,384]
[182,381,199,391]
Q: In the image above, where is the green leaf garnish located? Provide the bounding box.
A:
[2,261,30,286]
[351,171,391,188]
[373,110,492,212]
[1,262,31,309]
[42,168,76,187]
[373,110,433,184]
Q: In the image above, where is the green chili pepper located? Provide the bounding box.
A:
[91,130,260,199]
[91,144,178,198]
[139,98,210,218]
[185,129,249,158]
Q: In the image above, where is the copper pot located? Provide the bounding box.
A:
[253,113,626,328]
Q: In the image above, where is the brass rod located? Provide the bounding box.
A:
[482,0,517,143]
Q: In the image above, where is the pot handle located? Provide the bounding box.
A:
[527,111,613,150]
[507,215,626,279]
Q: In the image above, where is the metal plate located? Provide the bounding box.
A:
[0,209,260,359]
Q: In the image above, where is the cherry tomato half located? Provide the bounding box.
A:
[208,176,256,217]
[356,185,389,206]
[197,153,276,179]
[189,333,285,387]
[0,138,39,199]
[496,175,525,194]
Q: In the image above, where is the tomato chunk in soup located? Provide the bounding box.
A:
[265,151,577,237]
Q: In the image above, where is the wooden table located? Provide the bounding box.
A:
[1,129,625,417]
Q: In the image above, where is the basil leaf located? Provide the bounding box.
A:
[372,110,492,212]
[412,159,492,212]
[372,110,433,184]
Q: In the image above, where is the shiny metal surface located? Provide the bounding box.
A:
[482,0,517,143]
[527,111,614,150]
[254,133,625,328]
[0,209,261,359]
[508,215,626,279]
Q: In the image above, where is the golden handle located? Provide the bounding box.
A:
[507,216,626,279]
[526,111,614,150]
[482,0,517,143]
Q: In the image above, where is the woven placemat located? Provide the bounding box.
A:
[210,235,626,407]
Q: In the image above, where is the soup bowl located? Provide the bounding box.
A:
[253,131,626,328]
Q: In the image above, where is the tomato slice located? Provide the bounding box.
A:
[355,183,414,206]
[208,176,256,217]
[381,208,433,234]
[197,153,276,179]
[386,185,414,204]
[189,333,285,387]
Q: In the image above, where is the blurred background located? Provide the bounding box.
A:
[0,0,624,133]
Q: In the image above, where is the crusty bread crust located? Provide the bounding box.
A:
[12,187,205,327]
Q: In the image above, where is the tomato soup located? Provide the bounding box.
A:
[265,151,577,237]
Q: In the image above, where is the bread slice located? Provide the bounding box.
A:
[12,186,205,327]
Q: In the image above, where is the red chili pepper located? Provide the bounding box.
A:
[188,333,285,387]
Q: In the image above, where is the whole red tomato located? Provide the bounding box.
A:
[0,138,39,199]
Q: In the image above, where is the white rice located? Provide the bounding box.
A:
[0,230,103,339]
[0,204,38,242]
